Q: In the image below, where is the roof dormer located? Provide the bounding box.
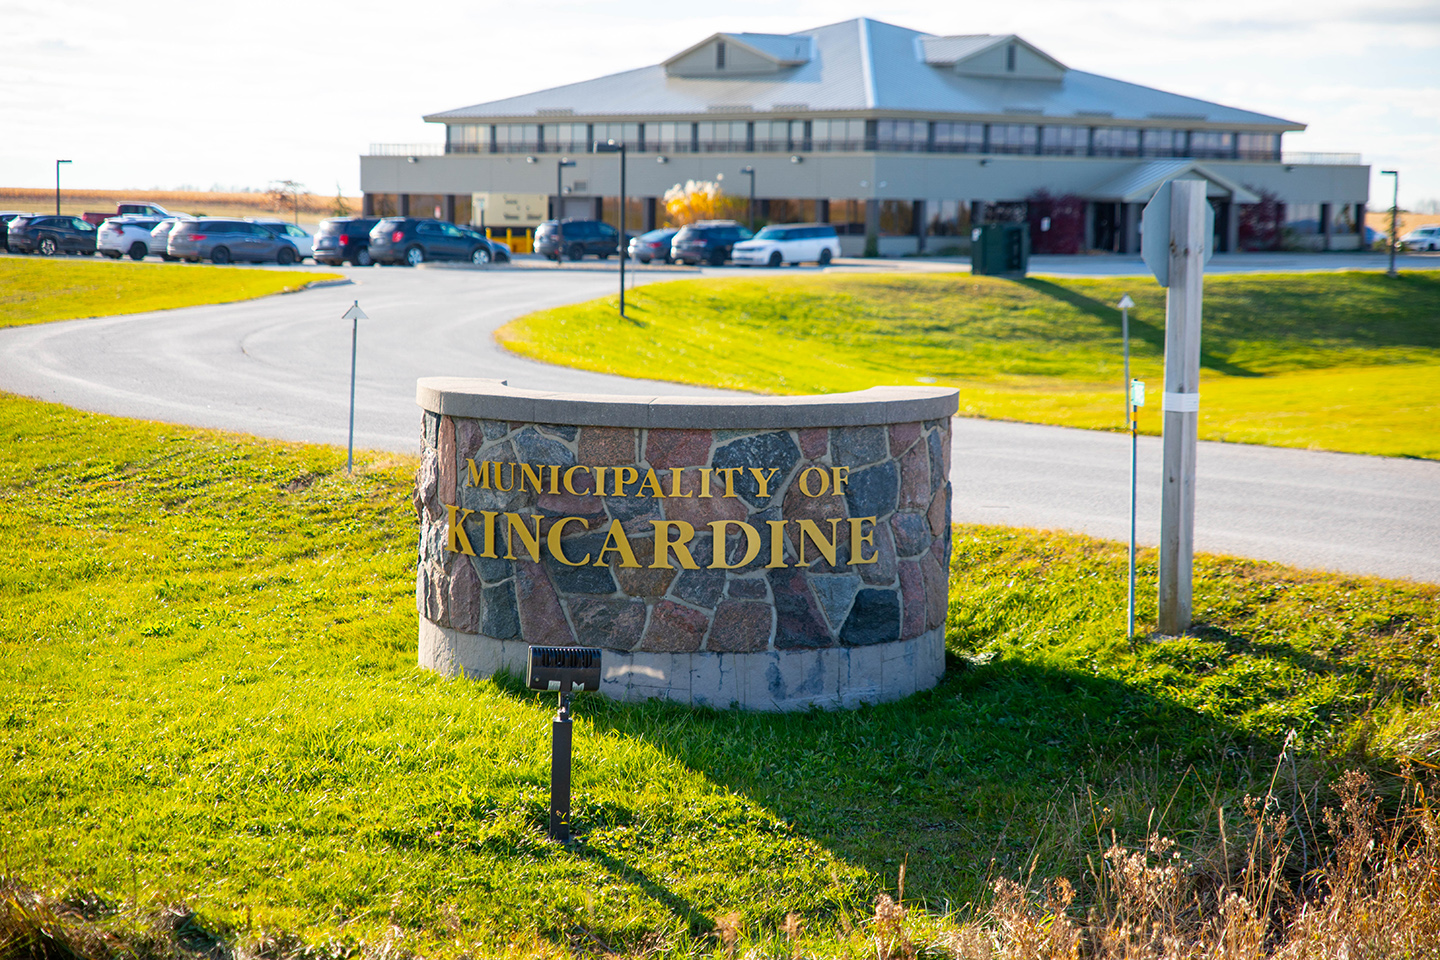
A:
[664,32,812,78]
[920,34,1065,81]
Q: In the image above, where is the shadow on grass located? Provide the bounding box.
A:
[503,653,1290,917]
[1017,277,1263,377]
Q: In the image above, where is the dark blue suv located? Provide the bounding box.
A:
[368,218,494,266]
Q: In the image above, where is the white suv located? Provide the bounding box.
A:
[731,223,840,267]
[1401,225,1440,252]
[98,216,164,260]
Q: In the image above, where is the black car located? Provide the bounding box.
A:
[368,218,494,266]
[670,221,752,266]
[6,215,98,256]
[534,219,620,261]
[314,217,379,266]
[455,225,510,263]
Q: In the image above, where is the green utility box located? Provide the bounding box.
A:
[970,223,1030,276]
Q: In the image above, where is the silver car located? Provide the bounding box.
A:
[167,218,300,265]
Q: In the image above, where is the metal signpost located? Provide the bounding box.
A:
[1117,293,1140,640]
[1141,179,1212,636]
[55,160,71,216]
[341,301,367,474]
[593,140,628,317]
[526,646,602,842]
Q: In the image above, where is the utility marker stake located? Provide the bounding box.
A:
[1118,292,1138,641]
[341,300,368,473]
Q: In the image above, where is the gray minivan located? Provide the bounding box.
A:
[166,218,299,264]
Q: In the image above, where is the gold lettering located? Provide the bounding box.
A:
[798,466,830,497]
[748,467,780,499]
[479,510,499,558]
[636,468,665,498]
[503,512,543,561]
[709,520,761,569]
[698,469,712,498]
[547,516,591,566]
[445,505,476,556]
[519,463,545,494]
[466,459,489,488]
[765,519,789,568]
[494,461,515,492]
[651,520,699,569]
[613,466,639,497]
[717,467,743,498]
[848,517,878,564]
[667,467,691,498]
[593,467,608,497]
[797,518,842,566]
[563,465,592,496]
[546,464,560,495]
[595,519,641,568]
[831,466,850,496]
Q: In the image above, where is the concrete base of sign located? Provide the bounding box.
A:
[419,616,946,710]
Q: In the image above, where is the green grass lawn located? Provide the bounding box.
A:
[3,394,1436,957]
[0,258,343,328]
[496,272,1440,459]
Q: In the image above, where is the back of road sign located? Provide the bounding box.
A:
[1141,181,1215,287]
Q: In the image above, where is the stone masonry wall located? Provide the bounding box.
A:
[414,410,952,707]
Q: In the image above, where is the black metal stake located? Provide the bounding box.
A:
[550,690,573,842]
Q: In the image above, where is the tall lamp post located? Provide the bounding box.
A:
[555,158,577,268]
[739,165,756,232]
[55,160,72,216]
[1381,169,1399,278]
[593,139,628,318]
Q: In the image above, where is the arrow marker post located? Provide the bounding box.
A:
[341,300,368,473]
[1117,292,1138,641]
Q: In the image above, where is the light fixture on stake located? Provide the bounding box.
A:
[341,300,367,473]
[526,645,602,842]
[1117,293,1139,642]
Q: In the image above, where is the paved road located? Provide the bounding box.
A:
[1,259,1435,583]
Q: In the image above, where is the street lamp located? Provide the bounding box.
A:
[55,160,71,216]
[555,158,577,268]
[593,139,628,318]
[739,165,756,232]
[1381,169,1399,278]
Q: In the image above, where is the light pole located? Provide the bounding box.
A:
[1381,169,1399,278]
[740,165,756,232]
[593,140,628,318]
[55,160,71,216]
[555,158,577,267]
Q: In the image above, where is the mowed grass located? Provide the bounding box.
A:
[0,258,343,328]
[3,395,1438,956]
[497,271,1440,458]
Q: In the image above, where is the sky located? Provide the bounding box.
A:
[3,0,1437,208]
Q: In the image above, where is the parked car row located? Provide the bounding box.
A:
[538,218,840,267]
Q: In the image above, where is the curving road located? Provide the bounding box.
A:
[1,259,1435,584]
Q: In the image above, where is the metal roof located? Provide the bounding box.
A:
[424,18,1302,130]
[1087,159,1262,203]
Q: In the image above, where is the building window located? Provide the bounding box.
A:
[447,124,485,154]
[649,122,689,153]
[827,198,867,234]
[755,120,802,152]
[764,199,819,223]
[1006,44,1016,72]
[1091,127,1141,157]
[696,121,747,151]
[933,122,986,153]
[1040,125,1088,156]
[1142,129,1187,158]
[988,123,1039,155]
[593,123,640,149]
[716,41,726,69]
[493,124,540,153]
[811,119,866,151]
[1331,203,1358,234]
[1190,131,1235,159]
[1284,203,1322,235]
[541,123,588,153]
[875,119,924,151]
[1237,132,1280,161]
[880,200,914,235]
[926,199,971,237]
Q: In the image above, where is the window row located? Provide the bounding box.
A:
[448,121,1284,160]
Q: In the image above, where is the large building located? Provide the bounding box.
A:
[360,17,1368,256]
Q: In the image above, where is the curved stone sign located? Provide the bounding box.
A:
[414,378,959,710]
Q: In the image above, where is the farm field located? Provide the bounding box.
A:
[496,271,1440,459]
[0,258,343,328]
[2,393,1436,957]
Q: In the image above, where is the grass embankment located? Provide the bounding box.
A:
[3,394,1437,956]
[0,259,343,328]
[497,272,1440,459]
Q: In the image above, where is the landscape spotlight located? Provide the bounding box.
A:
[527,645,602,842]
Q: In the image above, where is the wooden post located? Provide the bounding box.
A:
[1157,180,1207,634]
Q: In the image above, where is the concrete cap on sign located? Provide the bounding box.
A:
[1141,180,1215,287]
[415,378,960,429]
